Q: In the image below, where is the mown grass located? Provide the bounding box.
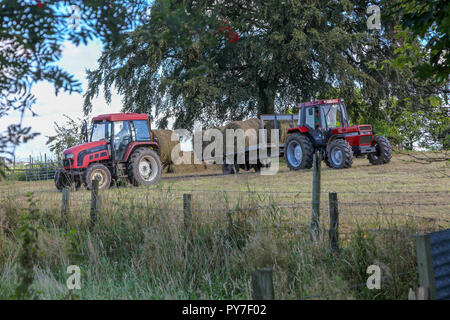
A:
[0,152,448,299]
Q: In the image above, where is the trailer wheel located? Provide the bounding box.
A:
[128,148,161,186]
[284,133,314,170]
[326,139,353,169]
[84,163,112,190]
[222,164,239,175]
[368,135,392,165]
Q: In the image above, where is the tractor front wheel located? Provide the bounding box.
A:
[55,169,80,191]
[368,135,392,165]
[128,148,162,186]
[84,163,112,190]
[284,133,314,170]
[326,139,353,169]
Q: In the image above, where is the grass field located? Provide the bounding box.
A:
[0,152,448,299]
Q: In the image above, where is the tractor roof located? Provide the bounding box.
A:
[92,113,149,122]
[298,99,344,107]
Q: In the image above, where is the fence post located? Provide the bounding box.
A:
[251,268,274,300]
[13,155,15,174]
[311,151,321,242]
[61,187,69,227]
[415,234,435,299]
[90,180,100,228]
[183,194,192,231]
[329,192,339,254]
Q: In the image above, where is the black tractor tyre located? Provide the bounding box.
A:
[54,169,65,191]
[324,157,332,168]
[55,169,78,191]
[368,135,392,165]
[128,148,162,186]
[84,163,112,190]
[326,139,353,169]
[284,133,314,170]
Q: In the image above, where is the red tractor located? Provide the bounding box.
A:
[55,113,162,190]
[284,99,392,170]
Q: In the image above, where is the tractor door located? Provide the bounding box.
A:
[112,121,132,161]
[303,106,326,146]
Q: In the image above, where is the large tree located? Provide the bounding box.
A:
[84,0,448,148]
[84,0,374,128]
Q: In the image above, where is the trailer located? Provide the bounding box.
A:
[203,114,299,174]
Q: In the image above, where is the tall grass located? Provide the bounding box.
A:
[0,187,435,300]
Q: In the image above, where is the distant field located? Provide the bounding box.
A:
[0,152,449,299]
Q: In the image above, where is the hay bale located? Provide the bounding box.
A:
[152,130,181,171]
[224,118,261,150]
[264,120,294,145]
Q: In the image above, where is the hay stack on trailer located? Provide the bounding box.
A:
[152,130,181,172]
[223,118,260,154]
[263,120,293,145]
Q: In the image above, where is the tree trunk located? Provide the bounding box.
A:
[257,80,276,116]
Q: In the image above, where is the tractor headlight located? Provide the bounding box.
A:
[63,153,74,159]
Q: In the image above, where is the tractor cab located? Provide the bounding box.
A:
[297,99,349,147]
[284,99,392,170]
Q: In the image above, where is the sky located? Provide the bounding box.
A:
[2,39,126,161]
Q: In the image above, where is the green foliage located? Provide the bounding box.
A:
[83,0,448,150]
[389,0,450,84]
[46,114,91,160]
[84,0,378,128]
[12,193,40,300]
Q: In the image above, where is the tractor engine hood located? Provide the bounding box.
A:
[63,140,107,156]
[332,125,372,135]
[62,140,109,168]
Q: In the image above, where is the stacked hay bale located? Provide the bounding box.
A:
[201,119,262,162]
[222,118,261,154]
[263,119,294,145]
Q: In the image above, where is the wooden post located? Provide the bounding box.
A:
[61,188,69,227]
[252,268,275,300]
[183,194,192,231]
[90,180,100,228]
[329,192,339,254]
[13,155,15,174]
[311,151,321,242]
[415,234,435,299]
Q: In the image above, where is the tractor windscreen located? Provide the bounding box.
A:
[322,104,345,129]
[91,121,111,142]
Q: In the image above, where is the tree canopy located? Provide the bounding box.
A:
[83,0,448,149]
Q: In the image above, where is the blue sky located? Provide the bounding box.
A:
[2,40,125,161]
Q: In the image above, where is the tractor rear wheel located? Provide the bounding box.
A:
[128,148,161,186]
[84,163,111,190]
[368,135,392,165]
[284,133,314,170]
[326,139,353,169]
